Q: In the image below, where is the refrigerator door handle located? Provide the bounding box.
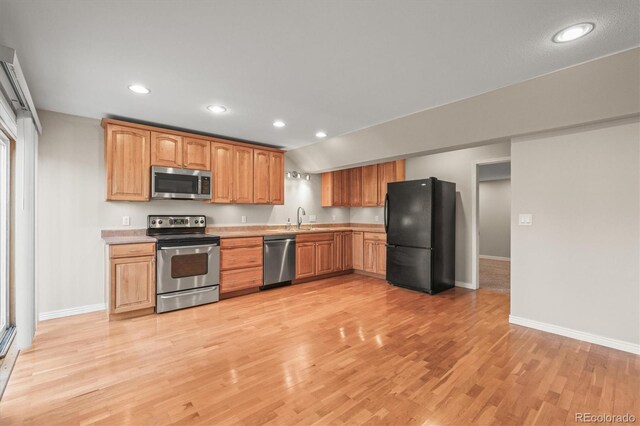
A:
[384,193,390,233]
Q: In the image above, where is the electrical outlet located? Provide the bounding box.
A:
[518,214,533,226]
[309,214,317,223]
[122,216,130,226]
[374,215,379,222]
[332,215,336,222]
[241,215,247,223]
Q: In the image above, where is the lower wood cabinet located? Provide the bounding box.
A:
[352,232,364,270]
[334,231,353,272]
[109,243,156,316]
[363,232,387,275]
[220,237,263,294]
[295,233,335,279]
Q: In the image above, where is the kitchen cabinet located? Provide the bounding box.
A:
[363,232,387,275]
[220,237,263,294]
[211,142,233,203]
[105,124,151,201]
[151,132,183,168]
[183,137,211,170]
[348,168,362,207]
[269,151,285,205]
[109,243,156,316]
[377,160,405,206]
[362,165,379,207]
[352,231,363,270]
[254,149,285,205]
[102,118,285,204]
[334,231,353,272]
[233,146,254,204]
[295,233,335,279]
[321,171,343,207]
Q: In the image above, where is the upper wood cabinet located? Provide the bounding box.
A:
[103,118,285,203]
[151,132,183,168]
[377,161,405,206]
[233,146,254,204]
[183,137,211,170]
[361,165,379,207]
[269,152,285,205]
[105,124,151,201]
[253,149,285,205]
[211,142,234,203]
[348,168,362,207]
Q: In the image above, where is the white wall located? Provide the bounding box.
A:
[36,110,349,315]
[511,119,640,349]
[350,142,511,285]
[479,179,510,258]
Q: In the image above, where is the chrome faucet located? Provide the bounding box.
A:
[297,206,306,229]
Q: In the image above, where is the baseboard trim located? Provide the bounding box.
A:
[479,255,511,261]
[39,303,106,321]
[455,281,476,290]
[509,315,640,355]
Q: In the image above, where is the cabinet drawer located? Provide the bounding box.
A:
[220,267,263,293]
[221,245,263,271]
[296,232,334,243]
[221,237,263,249]
[110,243,156,258]
[363,232,386,242]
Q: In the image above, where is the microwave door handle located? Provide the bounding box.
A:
[197,176,202,195]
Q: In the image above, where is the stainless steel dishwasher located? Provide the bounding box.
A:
[263,235,296,288]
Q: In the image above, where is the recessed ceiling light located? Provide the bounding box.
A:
[315,131,327,138]
[273,120,286,128]
[552,23,595,43]
[207,105,227,114]
[128,84,150,94]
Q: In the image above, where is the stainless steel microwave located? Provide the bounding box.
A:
[151,166,212,200]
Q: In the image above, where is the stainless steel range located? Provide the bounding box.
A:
[147,215,220,313]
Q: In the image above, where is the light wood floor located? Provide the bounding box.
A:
[480,258,511,292]
[2,275,638,425]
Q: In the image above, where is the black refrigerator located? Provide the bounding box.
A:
[384,178,456,294]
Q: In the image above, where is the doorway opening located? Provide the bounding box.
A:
[472,159,511,291]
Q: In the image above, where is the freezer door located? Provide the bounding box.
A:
[386,245,432,293]
[386,179,433,248]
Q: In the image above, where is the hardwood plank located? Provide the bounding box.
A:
[2,275,638,425]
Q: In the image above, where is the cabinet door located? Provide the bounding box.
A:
[332,170,343,206]
[334,233,343,272]
[296,242,316,279]
[342,232,353,270]
[341,170,351,206]
[377,161,397,207]
[363,240,377,273]
[151,132,183,168]
[111,256,155,313]
[253,149,270,204]
[321,172,333,207]
[106,125,151,201]
[375,242,387,275]
[362,164,378,207]
[233,146,254,203]
[316,241,334,275]
[349,168,362,207]
[211,142,233,203]
[183,137,211,170]
[353,231,364,270]
[269,152,285,205]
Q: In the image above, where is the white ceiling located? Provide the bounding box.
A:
[0,0,638,149]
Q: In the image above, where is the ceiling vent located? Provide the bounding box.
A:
[0,45,41,133]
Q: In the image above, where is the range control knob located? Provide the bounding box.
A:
[158,220,163,225]
[169,219,174,225]
[151,220,156,225]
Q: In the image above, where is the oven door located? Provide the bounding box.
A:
[157,243,220,294]
[151,166,211,200]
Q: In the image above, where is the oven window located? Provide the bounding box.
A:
[155,173,198,194]
[171,253,209,278]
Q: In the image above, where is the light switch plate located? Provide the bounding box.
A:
[241,215,247,223]
[374,215,380,222]
[309,214,317,223]
[122,216,130,226]
[332,215,336,222]
[519,214,533,226]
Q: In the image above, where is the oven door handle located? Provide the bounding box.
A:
[159,244,218,250]
[159,287,217,299]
